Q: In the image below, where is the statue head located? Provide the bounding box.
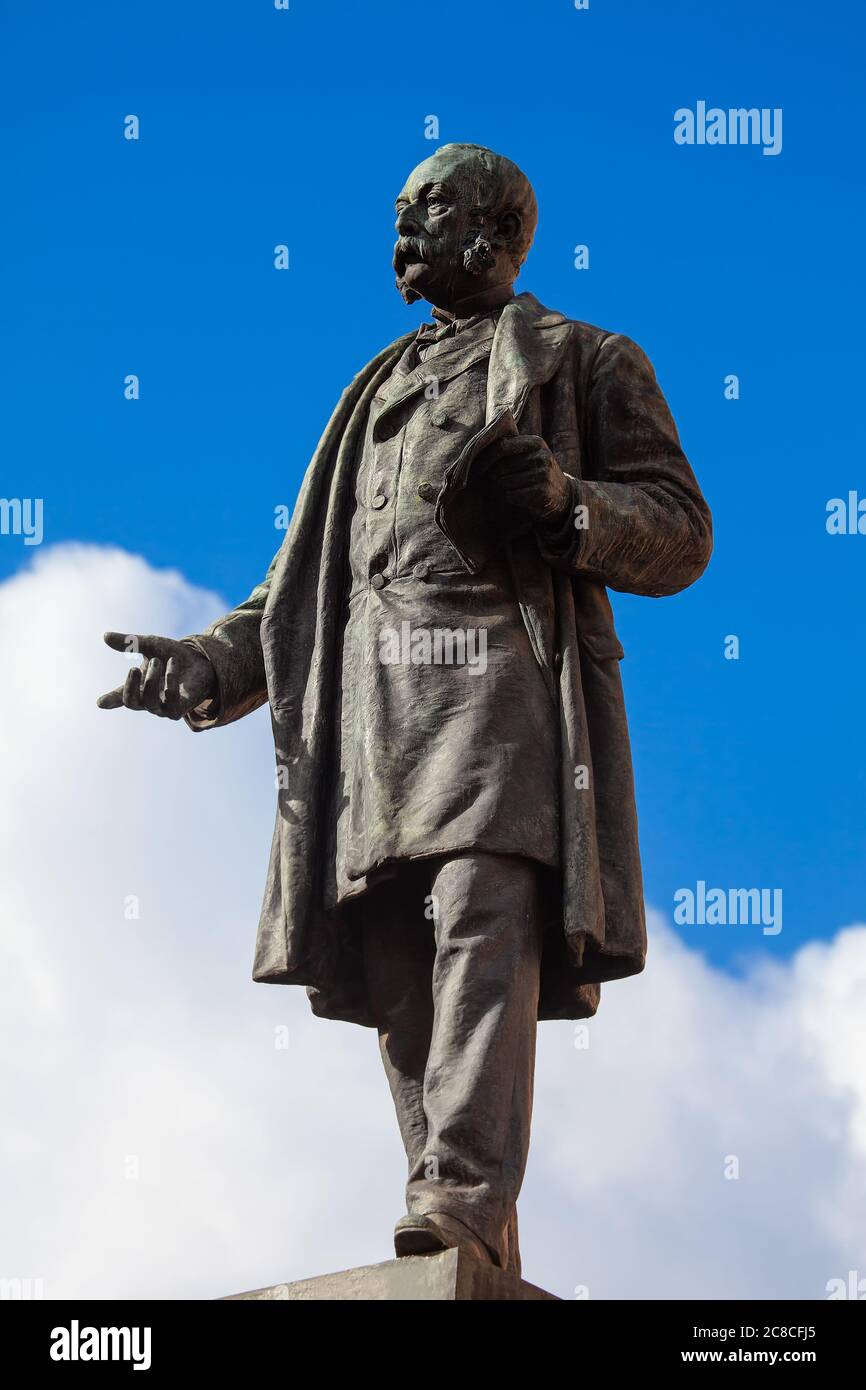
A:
[392,143,537,314]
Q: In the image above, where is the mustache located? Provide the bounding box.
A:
[393,234,438,275]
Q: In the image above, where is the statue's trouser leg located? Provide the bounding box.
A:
[362,882,436,1172]
[362,852,541,1272]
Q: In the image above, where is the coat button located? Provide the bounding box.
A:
[417,482,438,503]
[370,572,387,590]
[430,410,449,428]
[371,493,388,509]
[413,562,430,581]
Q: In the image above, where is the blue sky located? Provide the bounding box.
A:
[2,0,863,968]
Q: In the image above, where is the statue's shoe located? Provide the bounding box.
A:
[393,1212,494,1265]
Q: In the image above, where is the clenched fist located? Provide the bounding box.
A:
[97,631,216,720]
[476,434,572,525]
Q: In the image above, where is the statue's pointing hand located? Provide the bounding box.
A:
[475,435,572,526]
[97,632,216,719]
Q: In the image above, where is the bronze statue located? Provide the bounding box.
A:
[99,144,712,1278]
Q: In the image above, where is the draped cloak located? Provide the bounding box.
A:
[184,292,713,1026]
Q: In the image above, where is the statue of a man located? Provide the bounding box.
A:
[99,144,712,1277]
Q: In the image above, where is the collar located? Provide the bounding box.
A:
[430,283,516,324]
[417,284,516,347]
[374,292,573,434]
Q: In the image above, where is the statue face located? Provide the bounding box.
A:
[393,149,515,311]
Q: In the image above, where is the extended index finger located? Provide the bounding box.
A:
[103,631,174,660]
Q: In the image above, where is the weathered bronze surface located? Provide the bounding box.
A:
[99,144,712,1284]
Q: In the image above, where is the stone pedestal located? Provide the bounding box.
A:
[225,1248,559,1301]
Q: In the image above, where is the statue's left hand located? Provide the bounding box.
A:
[475,434,572,526]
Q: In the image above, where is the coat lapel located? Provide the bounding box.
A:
[433,293,577,582]
[484,295,574,706]
[486,292,574,425]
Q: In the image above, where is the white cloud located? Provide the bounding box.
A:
[0,545,864,1300]
[529,922,866,1299]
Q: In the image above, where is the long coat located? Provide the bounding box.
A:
[185,292,712,1026]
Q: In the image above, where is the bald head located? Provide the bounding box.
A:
[423,144,538,268]
[393,144,538,313]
